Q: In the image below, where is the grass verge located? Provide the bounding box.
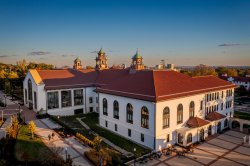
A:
[15,125,52,161]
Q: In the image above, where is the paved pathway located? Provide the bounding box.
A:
[0,117,11,139]
[129,130,250,166]
[33,118,93,166]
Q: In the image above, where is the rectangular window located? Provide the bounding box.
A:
[222,91,224,98]
[89,107,93,112]
[166,134,170,142]
[128,129,131,137]
[47,92,59,109]
[105,121,108,127]
[89,97,93,103]
[25,89,28,104]
[61,90,72,107]
[115,124,117,131]
[200,101,203,110]
[74,89,83,106]
[34,92,37,109]
[141,133,144,142]
[221,103,223,110]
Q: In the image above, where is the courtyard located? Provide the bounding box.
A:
[133,130,250,166]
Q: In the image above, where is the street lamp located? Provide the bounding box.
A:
[134,148,136,166]
[65,147,68,162]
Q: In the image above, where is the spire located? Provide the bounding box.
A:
[98,48,105,55]
[74,57,80,62]
[132,49,142,59]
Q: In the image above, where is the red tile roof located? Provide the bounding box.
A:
[186,117,210,128]
[34,69,236,102]
[97,70,236,101]
[206,111,226,121]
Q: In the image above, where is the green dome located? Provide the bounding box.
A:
[98,48,105,54]
[132,50,142,59]
[75,57,81,62]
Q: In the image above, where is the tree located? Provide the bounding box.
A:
[28,121,36,139]
[93,136,102,152]
[192,64,217,76]
[16,59,28,78]
[227,69,238,77]
[6,116,19,139]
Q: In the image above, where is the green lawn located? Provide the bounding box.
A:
[15,125,52,161]
[234,111,250,120]
[81,113,151,157]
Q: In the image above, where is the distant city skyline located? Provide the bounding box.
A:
[0,0,250,67]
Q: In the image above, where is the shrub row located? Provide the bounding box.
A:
[76,133,94,147]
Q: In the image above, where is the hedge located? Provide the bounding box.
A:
[76,133,94,147]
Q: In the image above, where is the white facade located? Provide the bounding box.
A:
[98,89,234,150]
[98,93,155,149]
[23,71,99,115]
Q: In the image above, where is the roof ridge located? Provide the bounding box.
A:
[192,75,216,78]
[152,70,158,102]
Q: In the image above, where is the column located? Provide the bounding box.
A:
[240,123,243,132]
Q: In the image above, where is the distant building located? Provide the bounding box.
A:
[167,64,174,70]
[221,75,250,91]
[23,50,236,150]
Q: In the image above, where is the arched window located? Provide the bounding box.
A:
[141,106,149,129]
[224,119,228,128]
[189,101,195,118]
[127,103,133,123]
[103,98,108,115]
[28,79,33,101]
[178,133,183,144]
[163,107,170,128]
[113,100,119,119]
[187,133,192,144]
[177,104,183,124]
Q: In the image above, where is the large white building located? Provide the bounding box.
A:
[23,49,236,150]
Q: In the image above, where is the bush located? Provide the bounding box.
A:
[84,150,111,166]
[84,150,100,166]
[76,133,94,147]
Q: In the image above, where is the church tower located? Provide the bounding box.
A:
[95,48,108,70]
[131,50,145,70]
[73,57,83,70]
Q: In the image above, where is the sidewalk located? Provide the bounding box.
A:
[0,117,11,139]
[33,118,92,166]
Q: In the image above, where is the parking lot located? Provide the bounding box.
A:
[134,130,250,166]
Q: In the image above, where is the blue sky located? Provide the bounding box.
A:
[0,0,249,67]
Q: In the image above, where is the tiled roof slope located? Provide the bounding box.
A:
[34,69,236,102]
[98,70,236,102]
[206,112,226,121]
[186,117,210,128]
